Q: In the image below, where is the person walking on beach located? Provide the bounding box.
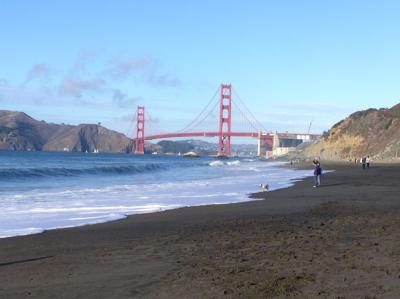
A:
[362,157,366,169]
[313,160,322,188]
[366,155,371,168]
[312,157,319,166]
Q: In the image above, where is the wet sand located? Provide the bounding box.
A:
[1,163,400,298]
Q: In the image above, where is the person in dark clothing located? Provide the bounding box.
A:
[312,158,319,166]
[313,162,322,187]
[362,157,366,169]
[366,156,371,168]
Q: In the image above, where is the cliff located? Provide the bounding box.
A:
[303,104,400,161]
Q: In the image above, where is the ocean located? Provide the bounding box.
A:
[0,151,312,238]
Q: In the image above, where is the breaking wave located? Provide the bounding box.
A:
[209,161,224,167]
[0,163,169,179]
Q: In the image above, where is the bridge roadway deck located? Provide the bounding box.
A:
[144,132,259,140]
[144,132,321,140]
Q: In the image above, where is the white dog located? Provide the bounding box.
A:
[259,183,269,191]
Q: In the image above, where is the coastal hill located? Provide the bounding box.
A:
[303,103,400,161]
[0,110,133,152]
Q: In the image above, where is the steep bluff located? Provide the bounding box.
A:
[303,103,400,161]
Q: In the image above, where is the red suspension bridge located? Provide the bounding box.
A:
[134,84,320,157]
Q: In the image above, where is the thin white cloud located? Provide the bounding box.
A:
[0,84,93,107]
[147,72,181,88]
[105,56,181,88]
[106,57,153,79]
[55,54,181,101]
[70,49,96,75]
[112,89,140,108]
[22,63,50,86]
[58,77,105,98]
[2,53,182,115]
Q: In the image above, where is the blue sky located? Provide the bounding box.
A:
[1,1,400,142]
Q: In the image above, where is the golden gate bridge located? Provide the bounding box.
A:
[134,84,320,157]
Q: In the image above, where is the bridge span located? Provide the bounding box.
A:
[134,84,320,157]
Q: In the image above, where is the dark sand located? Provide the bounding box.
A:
[1,163,400,298]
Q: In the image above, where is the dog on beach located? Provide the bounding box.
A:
[259,183,269,191]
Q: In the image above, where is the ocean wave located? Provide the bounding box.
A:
[209,160,241,167]
[209,160,224,167]
[227,160,240,166]
[0,163,168,179]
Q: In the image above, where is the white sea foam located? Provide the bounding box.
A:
[0,160,312,238]
[209,160,224,167]
[227,160,240,166]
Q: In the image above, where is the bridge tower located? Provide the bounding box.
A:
[217,84,232,157]
[135,106,145,154]
[257,132,274,157]
[257,131,263,157]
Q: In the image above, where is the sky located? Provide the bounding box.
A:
[1,1,400,143]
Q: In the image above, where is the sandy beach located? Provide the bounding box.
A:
[1,162,400,298]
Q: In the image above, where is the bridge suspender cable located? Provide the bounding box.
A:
[231,100,259,132]
[184,100,219,133]
[232,88,268,132]
[176,87,220,133]
[145,111,169,135]
[126,114,135,140]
